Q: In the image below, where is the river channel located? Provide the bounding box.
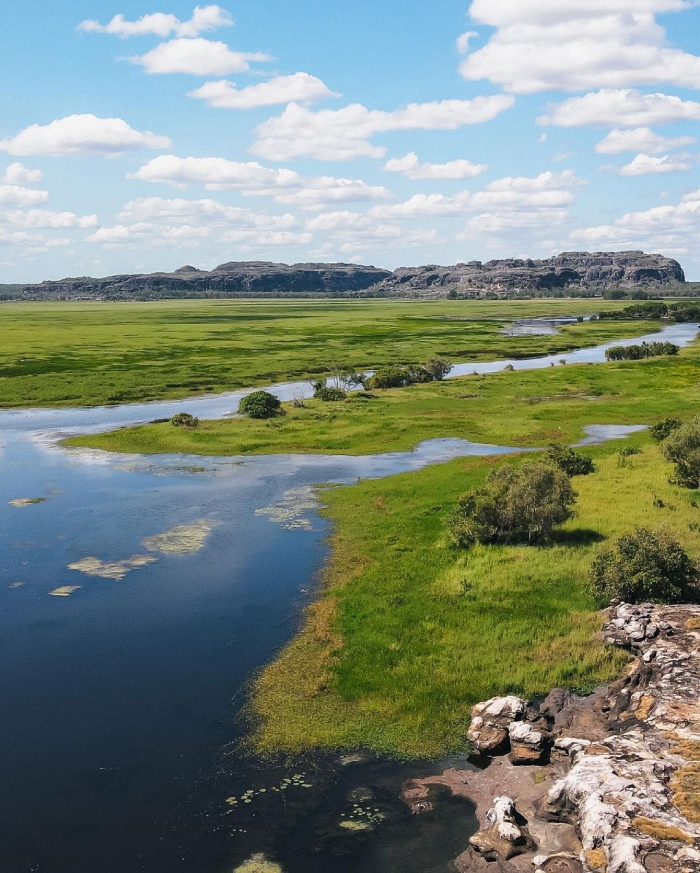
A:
[1,321,695,873]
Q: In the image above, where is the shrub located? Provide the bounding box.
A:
[170,412,199,429]
[366,367,411,390]
[447,461,577,547]
[650,418,683,443]
[663,418,700,488]
[589,527,698,605]
[239,390,282,419]
[424,358,453,381]
[315,386,346,402]
[546,445,595,477]
[606,342,679,362]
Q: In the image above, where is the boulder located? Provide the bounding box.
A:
[509,721,553,765]
[470,797,533,860]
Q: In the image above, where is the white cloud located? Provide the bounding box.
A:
[460,1,700,93]
[79,5,233,38]
[118,197,298,230]
[2,209,98,228]
[251,96,515,161]
[0,114,171,157]
[130,38,270,75]
[370,192,472,219]
[0,184,49,206]
[619,152,693,175]
[539,89,700,127]
[2,162,43,185]
[129,155,391,210]
[470,170,583,209]
[188,73,338,109]
[87,225,132,244]
[596,127,696,154]
[384,152,486,180]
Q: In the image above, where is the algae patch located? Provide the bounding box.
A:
[49,586,82,597]
[142,519,220,555]
[232,854,283,873]
[255,487,320,531]
[68,554,157,580]
[8,498,45,507]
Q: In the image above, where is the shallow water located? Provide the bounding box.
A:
[0,321,692,872]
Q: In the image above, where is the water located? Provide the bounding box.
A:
[1,321,693,873]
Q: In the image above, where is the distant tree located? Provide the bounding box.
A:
[589,527,698,605]
[170,412,199,429]
[424,358,453,381]
[663,418,700,488]
[447,461,577,547]
[239,391,282,419]
[650,418,683,443]
[546,445,595,477]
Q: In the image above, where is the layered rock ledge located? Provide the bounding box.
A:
[402,603,700,873]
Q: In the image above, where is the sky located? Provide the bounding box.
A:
[2,0,700,283]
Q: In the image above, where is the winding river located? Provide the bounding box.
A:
[1,321,695,873]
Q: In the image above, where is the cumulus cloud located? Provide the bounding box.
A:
[460,0,700,93]
[129,154,391,210]
[596,127,696,154]
[79,5,233,38]
[384,152,486,180]
[618,152,693,175]
[251,96,515,161]
[130,38,270,75]
[370,192,473,219]
[2,209,98,228]
[0,184,49,206]
[570,187,700,254]
[188,73,338,109]
[538,89,700,128]
[0,114,171,157]
[2,162,43,185]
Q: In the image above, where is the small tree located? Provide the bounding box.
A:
[170,412,199,429]
[447,461,577,547]
[546,445,595,477]
[424,358,453,381]
[239,391,282,419]
[589,527,698,605]
[663,418,700,488]
[315,386,346,402]
[650,418,682,443]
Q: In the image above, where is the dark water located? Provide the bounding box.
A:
[1,322,695,873]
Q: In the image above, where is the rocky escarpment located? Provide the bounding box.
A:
[9,252,684,300]
[371,252,685,298]
[16,261,392,301]
[403,603,700,873]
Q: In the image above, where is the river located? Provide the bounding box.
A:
[1,322,695,873]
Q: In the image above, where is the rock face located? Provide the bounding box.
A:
[402,603,700,873]
[18,261,392,300]
[11,252,684,300]
[371,252,685,298]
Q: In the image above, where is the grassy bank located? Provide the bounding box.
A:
[68,347,700,456]
[252,439,700,758]
[1,299,657,408]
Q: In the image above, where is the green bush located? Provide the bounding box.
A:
[424,358,453,381]
[663,417,700,488]
[366,367,411,390]
[546,445,595,477]
[239,390,282,419]
[447,461,577,547]
[589,527,698,605]
[315,386,346,402]
[650,418,683,443]
[170,412,199,429]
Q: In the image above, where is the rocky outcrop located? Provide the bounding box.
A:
[468,696,553,764]
[17,261,392,301]
[402,603,700,873]
[371,252,685,298]
[10,252,685,300]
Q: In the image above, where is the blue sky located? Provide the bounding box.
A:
[2,1,700,282]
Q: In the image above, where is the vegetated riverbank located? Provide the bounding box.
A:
[251,437,700,759]
[68,342,700,456]
[0,299,657,408]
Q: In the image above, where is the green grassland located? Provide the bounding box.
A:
[252,437,699,758]
[68,349,700,456]
[0,298,659,408]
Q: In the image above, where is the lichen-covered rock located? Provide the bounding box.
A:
[509,721,553,765]
[468,696,532,755]
[469,796,532,860]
